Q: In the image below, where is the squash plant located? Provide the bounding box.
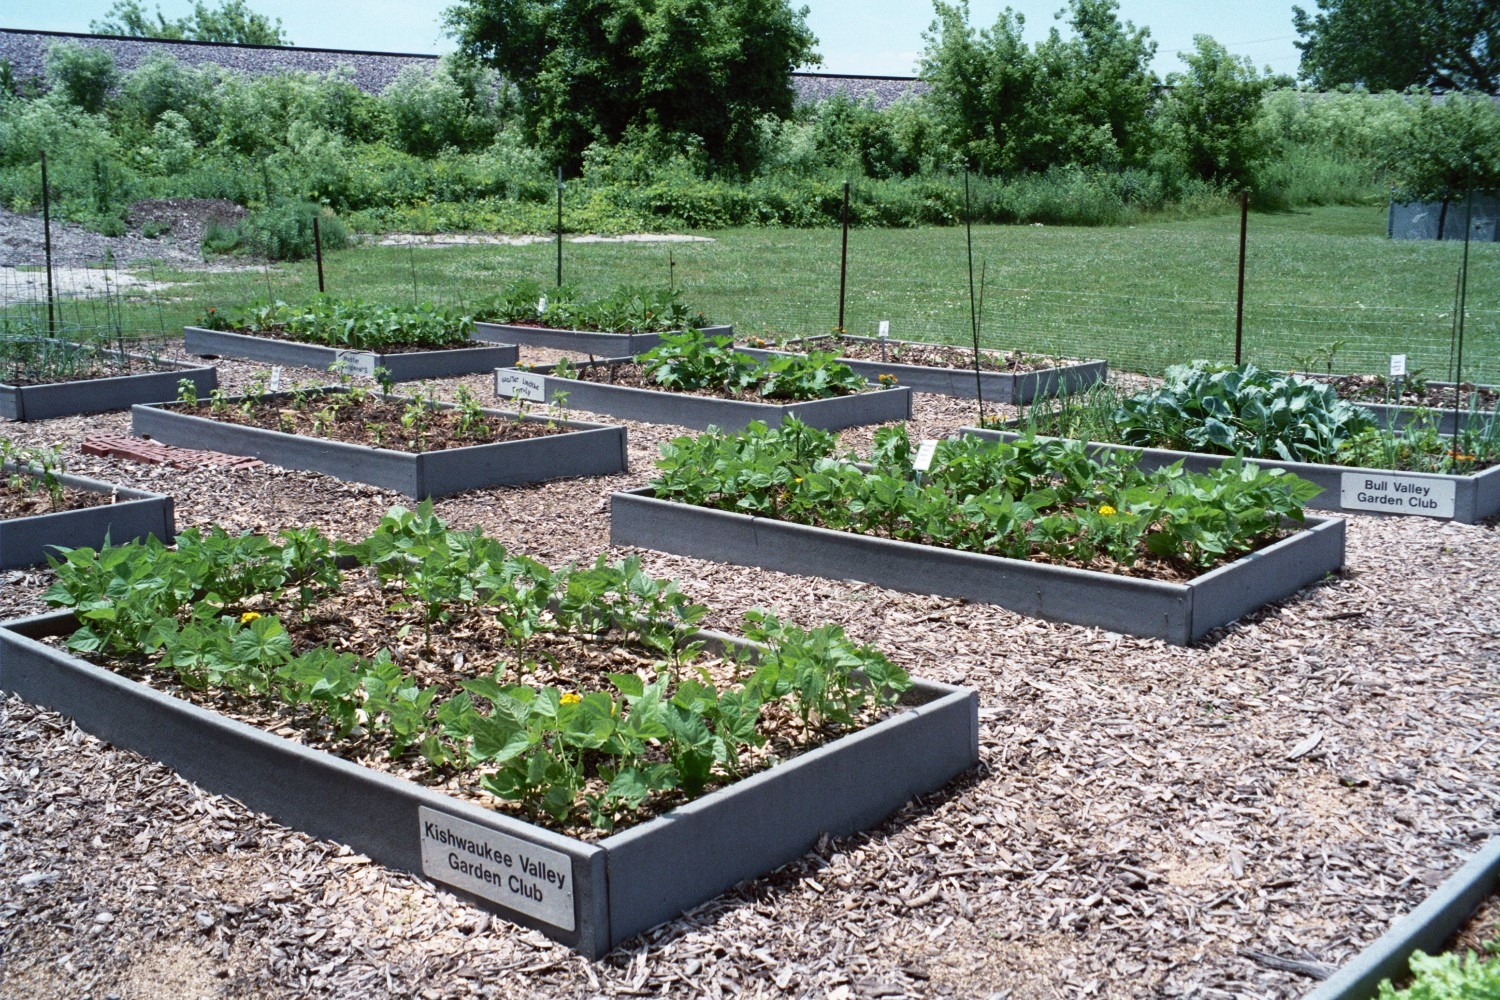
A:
[42,504,912,834]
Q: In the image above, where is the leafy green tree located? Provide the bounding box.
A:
[43,43,119,114]
[1031,0,1158,169]
[91,0,292,46]
[1292,0,1497,92]
[919,1,1042,173]
[444,0,819,174]
[1155,36,1276,190]
[1386,93,1500,207]
[919,0,1156,173]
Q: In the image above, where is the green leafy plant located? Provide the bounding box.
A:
[207,297,473,351]
[639,331,866,402]
[652,417,1320,574]
[471,280,712,334]
[45,505,914,834]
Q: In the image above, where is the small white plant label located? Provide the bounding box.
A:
[494,369,547,402]
[1341,472,1455,518]
[537,295,548,314]
[878,320,890,340]
[913,439,939,473]
[1390,354,1407,377]
[418,807,575,930]
[269,366,282,392]
[332,351,378,377]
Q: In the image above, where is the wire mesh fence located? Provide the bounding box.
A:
[2,204,1497,390]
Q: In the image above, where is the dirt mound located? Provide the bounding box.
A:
[125,198,247,245]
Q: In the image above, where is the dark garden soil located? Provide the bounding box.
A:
[0,478,112,519]
[174,395,567,452]
[1309,372,1500,410]
[56,561,898,841]
[768,335,1083,373]
[2,351,178,387]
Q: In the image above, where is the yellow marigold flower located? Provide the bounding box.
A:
[1099,505,1117,516]
[559,692,582,705]
[239,611,261,623]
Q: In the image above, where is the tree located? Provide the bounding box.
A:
[1031,0,1158,168]
[1292,0,1498,92]
[920,2,1043,173]
[1156,36,1275,189]
[1386,93,1500,203]
[91,1,292,46]
[444,0,819,174]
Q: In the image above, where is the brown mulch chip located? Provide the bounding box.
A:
[2,344,1499,998]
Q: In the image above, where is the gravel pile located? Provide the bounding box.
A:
[1,342,1498,998]
[0,29,921,107]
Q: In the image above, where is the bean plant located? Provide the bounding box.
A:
[196,296,473,350]
[638,331,869,401]
[43,503,911,834]
[470,279,711,334]
[652,418,1321,573]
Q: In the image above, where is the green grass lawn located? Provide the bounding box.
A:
[9,204,1498,382]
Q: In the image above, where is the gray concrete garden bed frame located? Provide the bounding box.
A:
[183,327,519,382]
[0,612,979,958]
[611,488,1345,645]
[2,349,216,421]
[740,337,1107,403]
[493,360,912,432]
[964,427,1500,524]
[1308,837,1500,1000]
[473,322,733,356]
[131,388,627,499]
[0,467,174,569]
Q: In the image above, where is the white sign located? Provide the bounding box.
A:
[1390,354,1407,377]
[269,366,282,392]
[1341,472,1456,518]
[419,807,575,930]
[537,295,548,314]
[877,320,890,340]
[913,439,939,473]
[332,351,378,377]
[494,369,547,402]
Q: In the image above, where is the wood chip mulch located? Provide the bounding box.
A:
[1,346,1498,999]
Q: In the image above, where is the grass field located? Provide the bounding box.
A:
[8,204,1499,382]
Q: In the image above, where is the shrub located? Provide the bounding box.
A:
[43,43,118,115]
[203,200,350,261]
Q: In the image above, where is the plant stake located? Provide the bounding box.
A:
[556,167,564,288]
[40,151,56,338]
[964,172,986,425]
[1234,191,1248,365]
[1451,184,1474,434]
[837,180,851,333]
[313,215,326,294]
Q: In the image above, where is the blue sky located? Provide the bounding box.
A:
[8,0,1305,79]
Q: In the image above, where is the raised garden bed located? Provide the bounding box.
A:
[0,466,174,569]
[131,388,626,498]
[183,327,518,382]
[2,345,216,421]
[1308,837,1500,1000]
[611,423,1344,645]
[1296,373,1499,436]
[612,487,1343,646]
[967,426,1500,524]
[473,322,732,356]
[0,514,978,957]
[493,360,911,432]
[739,336,1106,402]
